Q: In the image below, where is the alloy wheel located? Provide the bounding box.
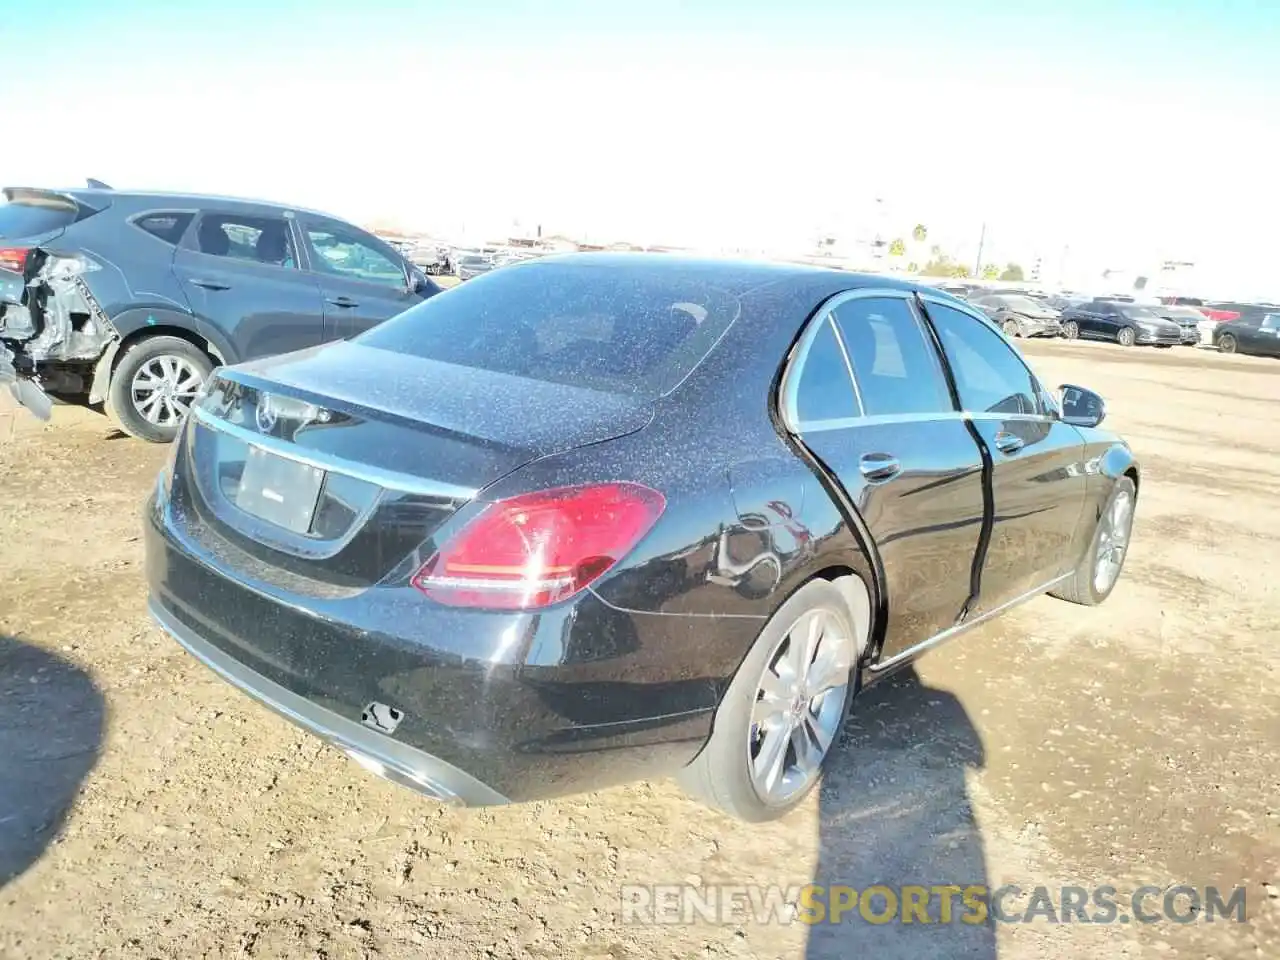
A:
[1118,327,1136,347]
[131,355,205,426]
[1064,321,1079,340]
[1002,320,1020,338]
[1219,334,1237,354]
[1093,488,1134,594]
[747,606,853,806]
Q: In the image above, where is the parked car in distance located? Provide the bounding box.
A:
[1043,293,1090,312]
[1154,304,1211,345]
[408,241,452,275]
[0,184,440,441]
[1213,310,1280,357]
[928,280,985,300]
[455,251,495,281]
[146,254,1139,822]
[971,294,1065,338]
[1060,299,1183,347]
[1203,300,1280,325]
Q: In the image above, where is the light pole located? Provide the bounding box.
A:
[974,222,987,278]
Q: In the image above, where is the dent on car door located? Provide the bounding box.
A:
[921,299,1088,611]
[782,292,986,663]
[172,212,326,360]
[298,219,420,340]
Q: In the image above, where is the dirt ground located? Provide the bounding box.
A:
[1,339,1277,959]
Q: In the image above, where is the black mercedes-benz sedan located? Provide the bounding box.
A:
[145,254,1139,822]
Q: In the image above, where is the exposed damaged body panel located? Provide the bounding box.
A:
[0,249,119,364]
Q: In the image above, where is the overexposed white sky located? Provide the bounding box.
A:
[5,1,1279,296]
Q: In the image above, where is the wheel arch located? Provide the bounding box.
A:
[89,309,230,403]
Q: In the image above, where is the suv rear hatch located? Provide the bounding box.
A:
[0,187,116,372]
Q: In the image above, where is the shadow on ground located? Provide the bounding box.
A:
[0,635,104,887]
[807,666,994,958]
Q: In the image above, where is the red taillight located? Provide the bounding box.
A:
[411,482,666,609]
[0,247,30,274]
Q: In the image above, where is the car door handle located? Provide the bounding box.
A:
[327,296,359,308]
[994,431,1024,454]
[859,453,901,482]
[189,278,230,291]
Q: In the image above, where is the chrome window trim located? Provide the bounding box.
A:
[795,410,1056,434]
[190,405,477,501]
[780,287,924,433]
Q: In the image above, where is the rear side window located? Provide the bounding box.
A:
[793,318,859,423]
[832,297,951,416]
[0,198,78,238]
[926,303,1044,416]
[355,262,741,398]
[195,214,296,269]
[134,212,193,245]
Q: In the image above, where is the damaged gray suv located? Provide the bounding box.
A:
[0,183,440,441]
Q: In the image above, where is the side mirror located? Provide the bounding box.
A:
[407,271,433,296]
[1057,384,1106,428]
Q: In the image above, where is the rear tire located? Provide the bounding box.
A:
[1001,319,1020,338]
[1063,320,1079,340]
[107,336,213,443]
[1050,476,1136,606]
[1218,333,1237,354]
[1117,327,1136,347]
[677,577,867,822]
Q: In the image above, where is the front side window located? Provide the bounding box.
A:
[832,297,952,416]
[926,303,1045,416]
[793,317,859,423]
[195,214,296,268]
[305,226,405,289]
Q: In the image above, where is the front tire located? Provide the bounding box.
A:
[107,336,213,443]
[1218,333,1237,354]
[677,578,866,822]
[1063,320,1079,340]
[1117,326,1136,347]
[1001,319,1021,338]
[1050,476,1136,606]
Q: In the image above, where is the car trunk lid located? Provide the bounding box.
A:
[171,339,654,591]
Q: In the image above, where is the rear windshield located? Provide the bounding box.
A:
[356,261,741,397]
[0,198,78,239]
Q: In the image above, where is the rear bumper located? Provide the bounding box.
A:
[149,597,509,806]
[144,489,727,803]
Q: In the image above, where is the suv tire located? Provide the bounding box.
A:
[107,336,213,443]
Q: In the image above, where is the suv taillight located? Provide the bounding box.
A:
[0,247,30,274]
[410,482,666,609]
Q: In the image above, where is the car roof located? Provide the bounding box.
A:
[523,252,929,295]
[7,185,343,221]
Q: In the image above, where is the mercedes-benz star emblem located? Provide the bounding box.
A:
[255,394,278,433]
